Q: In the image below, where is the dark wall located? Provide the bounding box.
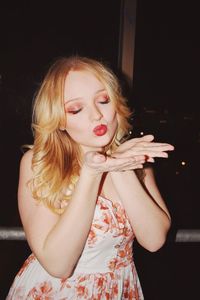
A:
[133,1,200,112]
[0,0,121,226]
[132,0,200,230]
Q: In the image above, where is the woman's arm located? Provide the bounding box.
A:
[110,167,171,252]
[18,150,102,278]
[18,150,139,278]
[108,135,174,252]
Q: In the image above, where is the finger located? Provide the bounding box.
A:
[111,152,146,161]
[116,142,174,156]
[128,150,169,158]
[145,157,155,163]
[126,144,174,155]
[117,149,169,158]
[140,134,155,141]
[140,142,174,150]
[112,146,170,159]
[142,151,169,158]
[124,135,154,146]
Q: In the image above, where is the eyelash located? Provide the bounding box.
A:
[68,108,82,114]
[99,98,110,104]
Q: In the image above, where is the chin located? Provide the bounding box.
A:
[95,137,113,147]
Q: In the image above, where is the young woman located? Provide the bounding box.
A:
[7,56,174,299]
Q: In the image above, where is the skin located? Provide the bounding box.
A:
[18,70,174,278]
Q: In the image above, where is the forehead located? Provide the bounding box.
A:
[64,70,105,100]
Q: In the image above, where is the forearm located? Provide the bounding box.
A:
[110,170,171,251]
[40,169,102,278]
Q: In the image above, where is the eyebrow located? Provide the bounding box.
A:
[64,88,106,104]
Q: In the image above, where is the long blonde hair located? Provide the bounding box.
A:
[30,56,132,213]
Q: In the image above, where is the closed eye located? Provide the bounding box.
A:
[67,108,82,114]
[98,98,110,104]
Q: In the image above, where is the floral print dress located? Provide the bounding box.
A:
[6,196,144,299]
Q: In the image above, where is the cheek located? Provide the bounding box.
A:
[66,117,89,136]
[103,103,118,122]
[107,110,118,125]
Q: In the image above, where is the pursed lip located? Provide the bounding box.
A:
[93,124,108,136]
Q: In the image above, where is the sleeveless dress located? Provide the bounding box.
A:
[6,196,144,299]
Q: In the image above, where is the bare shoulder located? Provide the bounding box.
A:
[20,149,33,168]
[18,148,59,222]
[19,149,34,178]
[18,149,34,216]
[18,149,60,257]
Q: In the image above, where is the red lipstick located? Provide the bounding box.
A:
[93,124,107,136]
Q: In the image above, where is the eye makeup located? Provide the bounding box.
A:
[96,92,110,104]
[64,91,110,114]
[64,103,82,114]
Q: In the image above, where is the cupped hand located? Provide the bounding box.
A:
[81,135,174,176]
[82,151,145,175]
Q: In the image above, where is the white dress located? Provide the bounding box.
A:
[7,195,144,299]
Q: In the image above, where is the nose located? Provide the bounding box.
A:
[90,104,103,121]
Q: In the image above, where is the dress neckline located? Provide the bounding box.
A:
[98,194,123,210]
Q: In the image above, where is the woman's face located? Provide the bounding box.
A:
[64,70,118,153]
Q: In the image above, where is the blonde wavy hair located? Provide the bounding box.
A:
[30,56,133,213]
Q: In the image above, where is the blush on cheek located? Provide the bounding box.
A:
[109,115,118,137]
[111,112,118,126]
[106,110,116,121]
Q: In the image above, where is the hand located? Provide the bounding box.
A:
[82,151,146,175]
[111,134,174,162]
[81,135,174,176]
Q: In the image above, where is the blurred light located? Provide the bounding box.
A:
[140,132,144,135]
[181,161,186,166]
